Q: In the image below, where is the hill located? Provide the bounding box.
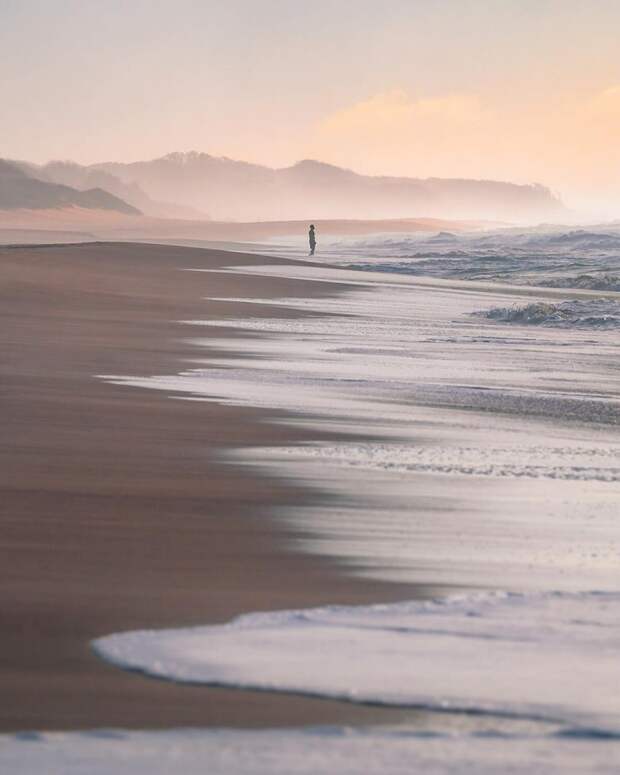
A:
[4,152,566,222]
[92,151,564,222]
[0,160,141,215]
[15,160,203,219]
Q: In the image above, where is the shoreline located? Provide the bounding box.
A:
[1,242,435,732]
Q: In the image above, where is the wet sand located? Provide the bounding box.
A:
[0,210,485,245]
[0,242,428,732]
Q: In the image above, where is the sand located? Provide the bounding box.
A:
[0,208,486,245]
[0,241,431,732]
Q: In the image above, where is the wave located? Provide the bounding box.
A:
[266,443,620,482]
[479,299,620,328]
[531,230,620,250]
[93,590,620,737]
[277,225,620,286]
[3,723,619,774]
[249,224,620,289]
[537,274,620,291]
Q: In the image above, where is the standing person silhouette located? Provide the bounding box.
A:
[308,223,316,256]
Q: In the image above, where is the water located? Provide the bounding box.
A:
[86,249,620,769]
[249,223,620,288]
[3,724,619,774]
[15,230,620,772]
[480,298,620,328]
[93,591,620,733]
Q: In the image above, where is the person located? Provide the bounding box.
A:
[308,223,316,256]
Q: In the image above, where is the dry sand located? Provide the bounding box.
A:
[1,242,429,732]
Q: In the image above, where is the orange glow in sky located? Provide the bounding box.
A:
[2,0,619,215]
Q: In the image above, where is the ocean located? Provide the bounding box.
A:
[5,227,620,772]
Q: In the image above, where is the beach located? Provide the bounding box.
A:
[5,1,620,768]
[2,238,620,773]
[1,241,427,732]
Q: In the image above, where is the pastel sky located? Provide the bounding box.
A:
[2,0,619,213]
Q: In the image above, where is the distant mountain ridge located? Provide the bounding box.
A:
[4,152,565,222]
[91,152,564,221]
[15,159,205,219]
[0,159,140,215]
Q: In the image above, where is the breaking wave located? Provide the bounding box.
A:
[93,590,620,736]
[283,225,620,287]
[479,299,620,329]
[537,274,620,292]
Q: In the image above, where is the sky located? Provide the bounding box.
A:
[2,0,620,215]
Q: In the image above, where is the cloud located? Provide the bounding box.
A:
[585,85,620,120]
[317,89,489,158]
[309,89,513,181]
[321,89,487,133]
[306,85,620,207]
[323,89,483,129]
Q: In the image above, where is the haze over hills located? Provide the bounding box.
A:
[0,159,140,215]
[5,152,564,223]
[94,152,564,221]
[14,160,205,219]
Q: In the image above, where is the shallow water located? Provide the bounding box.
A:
[103,267,620,588]
[22,250,607,771]
[94,591,620,733]
[480,298,620,328]
[248,224,620,289]
[3,723,619,775]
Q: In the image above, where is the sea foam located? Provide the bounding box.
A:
[480,299,620,328]
[3,724,619,775]
[253,224,620,288]
[93,591,620,735]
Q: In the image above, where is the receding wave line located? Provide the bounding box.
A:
[92,590,620,737]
